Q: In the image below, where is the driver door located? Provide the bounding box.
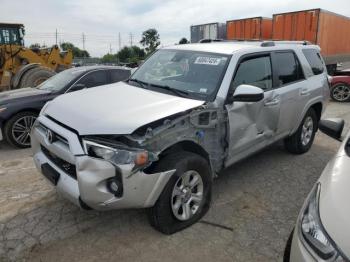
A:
[225,53,281,167]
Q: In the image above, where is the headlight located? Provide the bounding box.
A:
[0,107,7,113]
[299,183,348,261]
[83,139,158,167]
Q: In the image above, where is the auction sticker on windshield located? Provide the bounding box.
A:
[194,56,222,66]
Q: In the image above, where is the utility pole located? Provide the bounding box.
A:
[129,33,133,46]
[118,32,121,51]
[82,33,86,50]
[109,43,112,54]
[55,29,58,45]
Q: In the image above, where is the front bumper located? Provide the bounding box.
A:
[31,115,174,210]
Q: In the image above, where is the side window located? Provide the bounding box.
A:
[231,55,273,91]
[274,52,304,86]
[302,49,325,75]
[110,69,131,83]
[77,70,108,88]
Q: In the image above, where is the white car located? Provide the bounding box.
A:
[285,118,350,261]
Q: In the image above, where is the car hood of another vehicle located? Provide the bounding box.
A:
[318,131,350,258]
[43,81,205,135]
[0,87,51,106]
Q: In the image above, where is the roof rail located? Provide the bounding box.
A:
[199,38,224,43]
[261,40,311,47]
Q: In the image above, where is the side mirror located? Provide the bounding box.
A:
[229,84,264,103]
[69,83,86,92]
[319,118,344,141]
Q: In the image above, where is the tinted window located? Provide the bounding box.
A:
[110,69,130,82]
[275,52,304,85]
[78,70,108,88]
[231,56,272,91]
[302,49,324,75]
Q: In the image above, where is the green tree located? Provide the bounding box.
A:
[179,37,189,44]
[113,46,145,63]
[101,53,118,63]
[60,42,90,58]
[140,29,160,54]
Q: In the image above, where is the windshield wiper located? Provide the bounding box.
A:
[128,78,149,90]
[148,83,189,98]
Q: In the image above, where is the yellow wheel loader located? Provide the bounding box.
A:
[0,23,72,91]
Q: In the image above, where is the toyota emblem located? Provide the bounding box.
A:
[46,129,54,144]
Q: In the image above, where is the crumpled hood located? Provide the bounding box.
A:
[44,81,205,135]
[318,134,350,258]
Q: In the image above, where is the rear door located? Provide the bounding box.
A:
[271,51,306,136]
[76,70,109,88]
[225,53,281,166]
[109,69,131,83]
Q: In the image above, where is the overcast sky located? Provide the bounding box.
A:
[2,0,349,57]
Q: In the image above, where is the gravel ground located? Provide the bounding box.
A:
[0,102,350,262]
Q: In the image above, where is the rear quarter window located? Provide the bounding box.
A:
[302,49,325,75]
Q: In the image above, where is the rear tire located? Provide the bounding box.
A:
[19,67,55,88]
[147,151,212,234]
[330,82,350,102]
[284,108,317,154]
[4,111,38,148]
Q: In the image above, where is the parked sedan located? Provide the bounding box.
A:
[330,74,350,102]
[284,118,350,261]
[0,66,131,148]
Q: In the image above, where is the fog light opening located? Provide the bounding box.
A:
[107,178,123,197]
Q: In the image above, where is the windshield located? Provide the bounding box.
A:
[37,69,84,92]
[131,49,230,101]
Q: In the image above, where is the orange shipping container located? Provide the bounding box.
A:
[272,9,350,65]
[226,17,272,40]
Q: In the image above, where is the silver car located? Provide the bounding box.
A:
[31,41,330,234]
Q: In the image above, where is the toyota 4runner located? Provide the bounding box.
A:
[31,41,330,234]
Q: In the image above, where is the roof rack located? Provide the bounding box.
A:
[261,40,311,47]
[199,38,224,43]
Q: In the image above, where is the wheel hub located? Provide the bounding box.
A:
[171,170,204,221]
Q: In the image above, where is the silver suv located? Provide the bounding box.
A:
[31,41,330,234]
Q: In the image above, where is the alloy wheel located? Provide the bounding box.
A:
[11,115,36,147]
[301,116,314,146]
[332,84,350,102]
[171,170,204,221]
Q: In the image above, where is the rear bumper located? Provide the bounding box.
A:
[31,115,174,211]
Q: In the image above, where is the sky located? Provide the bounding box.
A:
[2,0,350,57]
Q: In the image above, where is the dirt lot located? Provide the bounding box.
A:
[1,102,350,262]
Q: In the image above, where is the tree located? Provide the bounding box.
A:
[101,46,146,64]
[60,42,90,58]
[179,38,189,44]
[140,29,160,54]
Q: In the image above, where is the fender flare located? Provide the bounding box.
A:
[11,63,40,89]
[291,97,324,135]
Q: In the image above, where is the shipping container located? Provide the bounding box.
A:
[272,9,350,71]
[226,17,272,40]
[190,23,226,43]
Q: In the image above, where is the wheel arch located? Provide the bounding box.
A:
[3,108,40,128]
[144,140,212,174]
[290,99,324,136]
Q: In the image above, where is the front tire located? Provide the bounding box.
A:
[330,83,350,102]
[148,151,212,234]
[284,108,317,154]
[4,111,38,148]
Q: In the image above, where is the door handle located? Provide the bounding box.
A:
[264,98,280,106]
[301,88,310,96]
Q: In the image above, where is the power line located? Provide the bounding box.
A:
[82,33,86,50]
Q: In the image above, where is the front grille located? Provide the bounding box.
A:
[41,145,77,180]
[38,123,69,145]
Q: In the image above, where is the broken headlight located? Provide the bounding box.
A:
[299,183,348,261]
[83,139,158,167]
